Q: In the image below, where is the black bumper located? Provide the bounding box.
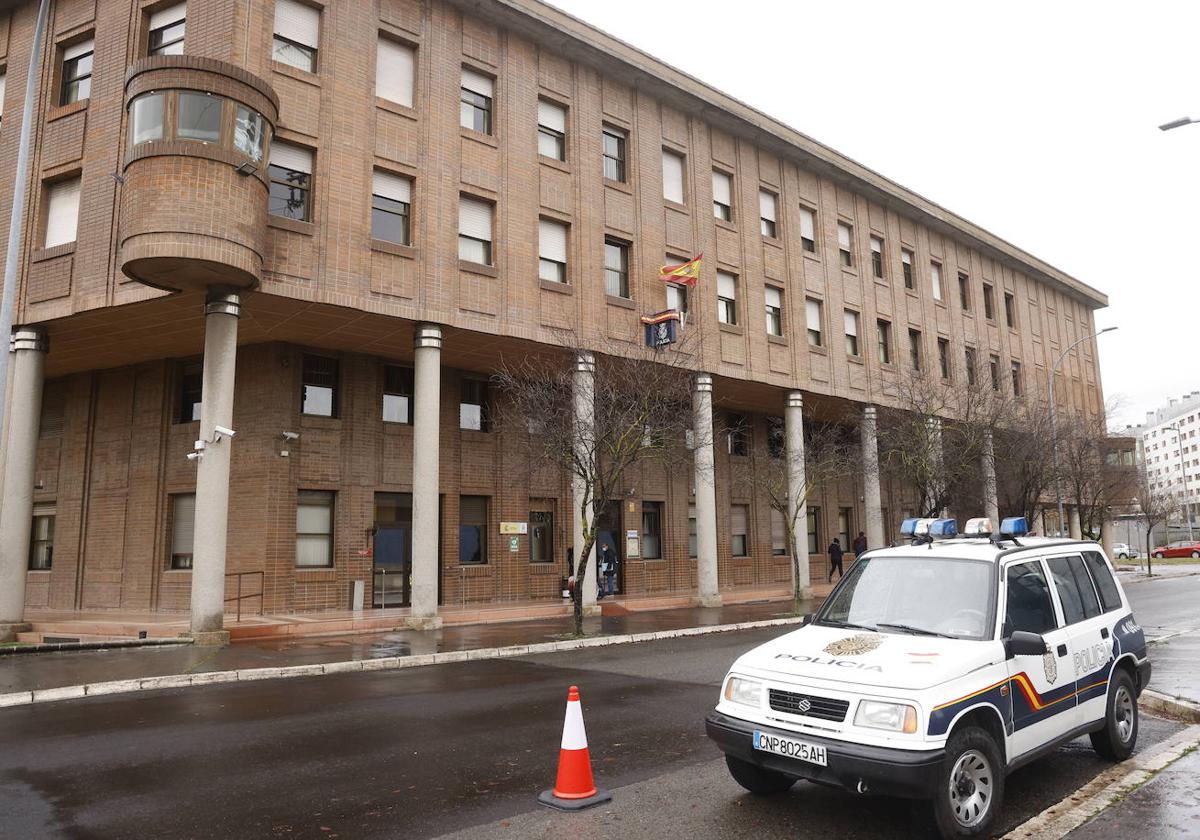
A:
[706,711,944,800]
[1136,658,1152,696]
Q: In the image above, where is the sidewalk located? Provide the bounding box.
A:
[0,596,817,698]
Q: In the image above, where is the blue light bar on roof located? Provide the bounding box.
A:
[900,518,919,537]
[1000,517,1029,537]
[929,518,958,538]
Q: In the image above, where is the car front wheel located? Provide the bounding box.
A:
[932,726,1004,838]
[1191,551,1199,559]
[1153,552,1164,559]
[1091,669,1139,761]
[1118,552,1128,559]
[724,754,796,795]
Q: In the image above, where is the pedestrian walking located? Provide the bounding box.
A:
[828,538,844,582]
[852,531,868,557]
[598,543,617,598]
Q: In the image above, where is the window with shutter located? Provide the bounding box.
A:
[901,248,914,289]
[731,504,750,557]
[376,38,415,107]
[460,68,494,133]
[712,170,731,220]
[60,39,94,105]
[169,494,195,569]
[717,271,737,325]
[765,286,783,336]
[759,190,777,238]
[799,206,816,252]
[44,178,81,248]
[838,222,853,267]
[268,142,313,220]
[844,309,859,356]
[273,0,320,72]
[662,150,684,203]
[538,218,568,283]
[870,235,884,279]
[771,507,787,556]
[458,196,493,265]
[931,261,943,300]
[296,491,334,567]
[148,3,185,55]
[806,298,823,347]
[537,99,566,160]
[602,125,626,181]
[372,170,412,245]
[604,238,629,298]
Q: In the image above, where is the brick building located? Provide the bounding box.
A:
[0,0,1110,641]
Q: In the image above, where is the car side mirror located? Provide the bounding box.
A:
[1004,630,1047,659]
[799,613,815,627]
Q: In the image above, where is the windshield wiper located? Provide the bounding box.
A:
[817,619,880,633]
[874,622,956,639]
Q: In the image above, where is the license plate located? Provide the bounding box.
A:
[752,730,828,766]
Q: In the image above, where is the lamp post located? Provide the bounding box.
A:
[1050,326,1118,537]
[1162,421,1196,542]
[1160,117,1199,131]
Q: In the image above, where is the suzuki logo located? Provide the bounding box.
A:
[796,698,812,713]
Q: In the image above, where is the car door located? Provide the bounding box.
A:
[1045,552,1111,729]
[1073,551,1127,724]
[1003,558,1079,759]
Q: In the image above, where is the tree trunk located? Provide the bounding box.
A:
[571,533,597,635]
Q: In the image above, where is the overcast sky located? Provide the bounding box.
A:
[549,0,1200,430]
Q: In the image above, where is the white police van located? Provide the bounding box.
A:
[706,516,1151,838]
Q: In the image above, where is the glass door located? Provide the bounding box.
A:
[374,492,412,608]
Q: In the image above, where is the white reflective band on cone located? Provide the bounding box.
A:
[560,698,588,750]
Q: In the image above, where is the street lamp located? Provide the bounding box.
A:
[1160,117,1198,131]
[1049,326,1118,537]
[1162,421,1196,542]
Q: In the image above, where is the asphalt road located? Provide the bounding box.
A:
[0,624,1185,840]
[1122,571,1200,640]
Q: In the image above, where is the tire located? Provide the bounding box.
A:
[1153,552,1164,559]
[1091,669,1139,761]
[724,754,796,795]
[932,726,1004,839]
[1118,552,1128,560]
[1191,551,1199,559]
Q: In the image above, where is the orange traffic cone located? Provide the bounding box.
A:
[537,685,612,810]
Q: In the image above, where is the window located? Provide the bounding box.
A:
[44,177,81,248]
[641,502,663,559]
[844,309,859,357]
[376,37,415,107]
[1011,360,1023,397]
[459,67,493,134]
[296,490,334,568]
[233,105,266,161]
[989,354,1000,392]
[965,346,977,386]
[459,495,488,564]
[602,125,626,182]
[382,365,413,423]
[1004,292,1017,329]
[538,218,568,283]
[273,0,319,72]
[177,362,202,423]
[958,272,971,311]
[717,271,738,325]
[838,508,852,551]
[870,235,884,279]
[759,190,777,238]
[931,261,943,300]
[1082,551,1122,612]
[688,504,698,557]
[938,338,950,379]
[371,170,412,245]
[29,511,55,571]
[128,93,166,149]
[731,504,750,557]
[168,495,194,570]
[148,4,186,55]
[666,282,689,319]
[537,99,566,160]
[727,412,749,456]
[806,298,823,347]
[765,286,783,336]
[1004,560,1057,635]
[837,222,852,267]
[268,142,313,221]
[807,507,820,555]
[60,39,94,105]
[529,509,554,564]
[771,507,788,556]
[662,149,685,203]
[983,283,996,320]
[0,72,6,125]
[1047,555,1101,624]
[458,196,493,265]
[901,248,914,289]
[876,319,891,364]
[301,353,338,417]
[177,91,222,143]
[799,205,817,253]
[712,170,732,220]
[604,237,629,298]
[767,416,785,458]
[460,378,491,432]
[909,329,922,371]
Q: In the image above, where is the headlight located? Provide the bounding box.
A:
[854,700,918,733]
[723,676,763,708]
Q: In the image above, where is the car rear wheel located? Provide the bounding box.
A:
[1118,552,1128,559]
[1090,669,1139,761]
[1191,551,1199,559]
[724,755,796,795]
[1153,551,1164,559]
[932,726,1004,838]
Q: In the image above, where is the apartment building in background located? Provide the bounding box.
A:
[0,0,1109,639]
[1125,390,1200,529]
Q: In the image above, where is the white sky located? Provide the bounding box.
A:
[549,0,1200,430]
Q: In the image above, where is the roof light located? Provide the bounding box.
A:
[964,517,993,536]
[929,518,958,538]
[899,518,919,537]
[914,518,936,536]
[1000,517,1029,537]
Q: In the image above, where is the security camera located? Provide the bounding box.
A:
[186,452,202,462]
[213,425,236,439]
[281,431,299,441]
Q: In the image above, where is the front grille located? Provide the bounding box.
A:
[768,688,850,722]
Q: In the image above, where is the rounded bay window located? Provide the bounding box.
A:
[119,56,279,292]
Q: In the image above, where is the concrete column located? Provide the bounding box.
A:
[1033,508,1046,535]
[0,327,47,640]
[408,324,443,630]
[926,417,946,517]
[693,374,721,607]
[1101,516,1115,559]
[573,352,599,611]
[860,405,884,550]
[786,391,811,600]
[0,349,15,506]
[188,292,239,645]
[1069,506,1082,540]
[981,429,1000,525]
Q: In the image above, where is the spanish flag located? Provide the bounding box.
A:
[659,254,703,286]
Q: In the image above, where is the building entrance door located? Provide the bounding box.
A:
[374,493,412,608]
[596,499,624,596]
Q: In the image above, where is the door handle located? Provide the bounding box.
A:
[1057,643,1068,657]
[1101,627,1110,639]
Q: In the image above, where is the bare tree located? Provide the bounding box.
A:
[1134,467,1179,576]
[493,334,702,635]
[1058,414,1128,537]
[996,402,1058,524]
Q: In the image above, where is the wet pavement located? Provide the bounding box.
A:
[1063,744,1200,838]
[0,599,812,695]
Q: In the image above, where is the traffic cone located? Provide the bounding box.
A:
[537,685,612,810]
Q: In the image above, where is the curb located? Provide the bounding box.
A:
[0,614,805,709]
[1002,724,1200,840]
[1139,689,1200,723]
[0,638,193,656]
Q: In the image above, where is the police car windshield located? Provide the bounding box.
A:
[817,556,995,641]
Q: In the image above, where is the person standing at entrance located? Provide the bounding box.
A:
[599,543,616,598]
[852,531,868,557]
[827,538,844,583]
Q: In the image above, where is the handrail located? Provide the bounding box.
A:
[224,570,265,623]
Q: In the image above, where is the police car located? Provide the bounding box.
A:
[706,516,1150,838]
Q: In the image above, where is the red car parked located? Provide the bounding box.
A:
[1151,541,1200,559]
